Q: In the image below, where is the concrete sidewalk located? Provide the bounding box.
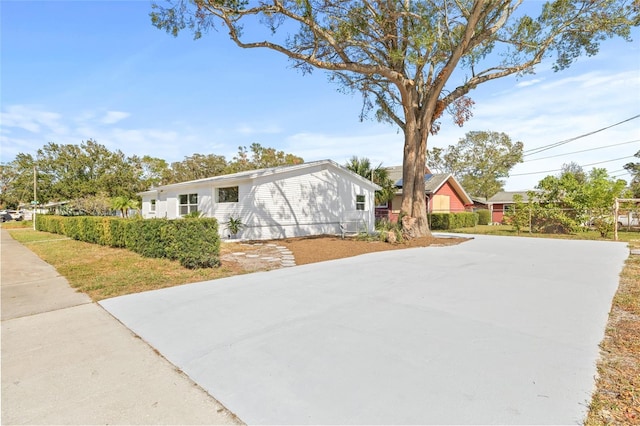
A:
[1,229,240,425]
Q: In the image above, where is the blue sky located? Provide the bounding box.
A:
[1,1,639,191]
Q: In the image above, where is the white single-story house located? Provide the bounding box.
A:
[138,159,381,240]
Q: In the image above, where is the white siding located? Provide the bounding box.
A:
[139,161,377,240]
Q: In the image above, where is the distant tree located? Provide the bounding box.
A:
[534,167,627,233]
[560,162,587,184]
[151,0,637,237]
[2,140,148,207]
[74,192,112,216]
[345,156,396,205]
[169,153,228,183]
[0,154,37,208]
[34,140,141,201]
[623,150,640,197]
[505,194,530,235]
[427,131,524,199]
[132,155,172,188]
[226,143,304,173]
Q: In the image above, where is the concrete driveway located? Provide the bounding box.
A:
[101,234,628,425]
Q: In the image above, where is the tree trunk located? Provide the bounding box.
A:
[400,119,431,238]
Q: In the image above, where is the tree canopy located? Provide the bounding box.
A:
[531,165,628,233]
[0,141,303,210]
[623,150,640,197]
[150,0,637,237]
[427,131,523,199]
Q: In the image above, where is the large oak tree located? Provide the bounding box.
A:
[151,0,637,236]
[428,131,524,199]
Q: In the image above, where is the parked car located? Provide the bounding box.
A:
[8,210,23,221]
[618,212,639,228]
[0,212,13,223]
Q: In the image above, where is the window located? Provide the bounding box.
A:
[150,199,156,212]
[179,193,198,216]
[356,195,366,211]
[218,186,239,203]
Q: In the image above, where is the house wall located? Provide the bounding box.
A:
[434,181,467,212]
[140,164,376,240]
[491,203,507,223]
[377,180,468,221]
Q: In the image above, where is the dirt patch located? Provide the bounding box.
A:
[220,234,469,271]
[274,234,469,265]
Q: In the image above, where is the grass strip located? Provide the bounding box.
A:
[585,238,640,425]
[8,229,242,301]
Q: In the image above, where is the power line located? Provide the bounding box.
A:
[523,139,640,163]
[523,114,640,157]
[510,155,634,177]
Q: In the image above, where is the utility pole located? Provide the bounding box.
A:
[33,165,37,230]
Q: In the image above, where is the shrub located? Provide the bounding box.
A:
[162,218,220,268]
[109,218,129,247]
[125,218,167,258]
[429,212,478,230]
[477,209,491,225]
[35,215,221,268]
[374,218,403,243]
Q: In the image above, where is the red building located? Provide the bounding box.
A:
[376,166,473,222]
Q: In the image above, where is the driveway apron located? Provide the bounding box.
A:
[100,234,629,425]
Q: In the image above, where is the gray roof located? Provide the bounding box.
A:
[393,173,451,193]
[386,165,403,183]
[139,159,381,195]
[487,191,537,204]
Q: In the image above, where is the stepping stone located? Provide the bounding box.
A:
[232,252,246,256]
[282,255,295,260]
[265,243,277,247]
[246,254,260,258]
[281,261,296,267]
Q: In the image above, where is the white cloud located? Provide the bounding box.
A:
[101,111,131,125]
[515,78,543,88]
[235,123,283,135]
[285,129,404,167]
[0,105,66,134]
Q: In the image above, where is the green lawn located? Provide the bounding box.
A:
[449,224,638,242]
[7,229,244,301]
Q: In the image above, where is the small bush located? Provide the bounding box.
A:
[477,209,491,225]
[430,212,478,230]
[163,218,220,268]
[375,218,403,243]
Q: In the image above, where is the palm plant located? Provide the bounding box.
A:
[110,196,139,218]
[345,156,396,206]
[226,216,244,236]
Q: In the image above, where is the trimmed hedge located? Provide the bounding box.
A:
[477,209,491,225]
[35,215,220,268]
[429,212,478,230]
